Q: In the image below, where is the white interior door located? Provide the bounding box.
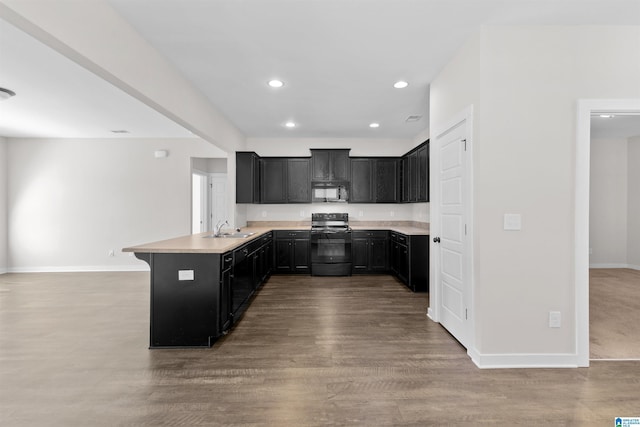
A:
[432,113,471,348]
[192,173,207,233]
[210,173,227,229]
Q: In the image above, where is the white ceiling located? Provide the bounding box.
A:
[1,0,640,140]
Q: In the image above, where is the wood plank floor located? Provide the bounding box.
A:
[590,268,640,360]
[1,272,639,426]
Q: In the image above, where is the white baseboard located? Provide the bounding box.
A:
[0,267,7,275]
[468,348,582,368]
[7,265,149,273]
[590,263,640,271]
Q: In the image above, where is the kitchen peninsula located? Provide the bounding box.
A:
[124,222,429,348]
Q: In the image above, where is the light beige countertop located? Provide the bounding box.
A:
[123,223,429,254]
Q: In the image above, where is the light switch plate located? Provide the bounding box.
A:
[504,213,522,231]
[178,270,194,281]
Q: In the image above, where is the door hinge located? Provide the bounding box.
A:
[465,308,468,320]
[463,139,467,151]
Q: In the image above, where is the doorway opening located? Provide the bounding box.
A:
[588,112,640,360]
[575,99,640,366]
[191,157,227,234]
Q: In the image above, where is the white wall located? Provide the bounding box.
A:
[629,136,640,269]
[245,137,429,223]
[430,26,640,366]
[0,137,7,273]
[6,137,226,272]
[589,138,628,267]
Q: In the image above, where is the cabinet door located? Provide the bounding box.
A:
[220,266,232,332]
[236,152,260,203]
[311,150,330,181]
[331,150,350,181]
[287,158,311,203]
[351,237,369,273]
[292,238,310,273]
[350,158,373,203]
[397,243,409,284]
[261,158,287,203]
[375,158,399,203]
[401,157,409,203]
[275,239,293,272]
[370,237,389,272]
[417,143,429,202]
[409,151,418,202]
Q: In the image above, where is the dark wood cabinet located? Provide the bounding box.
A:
[261,158,310,204]
[274,230,310,273]
[350,158,399,203]
[149,253,219,347]
[311,149,350,181]
[390,231,429,292]
[401,140,429,203]
[418,143,429,202]
[352,230,389,273]
[375,158,399,203]
[219,252,233,332]
[260,158,287,203]
[236,152,260,203]
[350,158,373,202]
[287,158,311,202]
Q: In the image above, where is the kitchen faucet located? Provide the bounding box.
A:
[214,220,229,237]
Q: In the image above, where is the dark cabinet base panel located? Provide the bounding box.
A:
[311,263,352,276]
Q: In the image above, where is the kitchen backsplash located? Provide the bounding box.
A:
[245,203,429,223]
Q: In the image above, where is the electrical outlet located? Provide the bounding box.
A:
[108,249,115,257]
[300,210,305,217]
[358,210,363,217]
[261,211,267,218]
[390,211,395,217]
[549,311,561,328]
[589,248,593,255]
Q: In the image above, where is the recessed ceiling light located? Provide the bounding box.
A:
[111,130,130,134]
[599,114,615,118]
[393,81,409,89]
[369,123,380,128]
[0,87,16,101]
[285,121,296,128]
[268,80,284,88]
[405,115,422,122]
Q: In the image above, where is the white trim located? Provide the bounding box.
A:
[469,348,580,369]
[0,268,7,275]
[429,104,475,355]
[589,263,637,269]
[7,265,149,273]
[575,98,640,369]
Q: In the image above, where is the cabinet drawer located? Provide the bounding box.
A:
[353,230,388,239]
[275,230,310,239]
[391,232,408,244]
[222,252,233,270]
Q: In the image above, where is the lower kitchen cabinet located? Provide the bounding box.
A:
[390,231,429,292]
[352,230,389,273]
[274,230,310,273]
[147,253,220,348]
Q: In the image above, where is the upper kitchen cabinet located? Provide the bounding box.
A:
[311,149,350,182]
[261,157,311,204]
[417,142,429,202]
[236,152,260,203]
[401,140,429,203]
[350,158,400,203]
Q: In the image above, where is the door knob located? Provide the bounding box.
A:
[433,237,441,243]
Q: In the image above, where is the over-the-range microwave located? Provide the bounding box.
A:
[311,182,349,203]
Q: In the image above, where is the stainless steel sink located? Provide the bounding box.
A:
[203,232,255,238]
